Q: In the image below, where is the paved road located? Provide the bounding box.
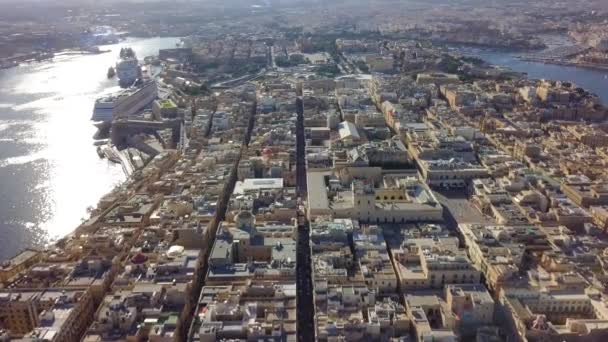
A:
[295,97,315,342]
[269,45,277,69]
[432,189,494,230]
[210,68,266,88]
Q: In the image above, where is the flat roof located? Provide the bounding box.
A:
[159,99,177,108]
[1,249,38,269]
[307,171,330,211]
[338,121,360,140]
[233,178,284,195]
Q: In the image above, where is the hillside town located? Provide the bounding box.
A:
[3,0,608,69]
[4,19,608,342]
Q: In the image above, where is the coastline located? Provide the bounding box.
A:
[0,34,171,71]
[518,56,608,72]
[0,48,112,71]
[0,36,181,260]
[451,45,608,104]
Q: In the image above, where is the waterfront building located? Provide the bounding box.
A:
[0,249,41,284]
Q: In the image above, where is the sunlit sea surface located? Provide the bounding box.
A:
[0,37,179,260]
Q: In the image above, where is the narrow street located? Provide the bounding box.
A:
[295,97,315,342]
[186,100,258,340]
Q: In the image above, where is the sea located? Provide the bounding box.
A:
[0,37,179,260]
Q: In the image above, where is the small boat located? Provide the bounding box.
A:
[107,66,115,78]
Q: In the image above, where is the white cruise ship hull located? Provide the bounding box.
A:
[91,81,158,122]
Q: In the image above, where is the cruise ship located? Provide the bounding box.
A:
[91,81,158,122]
[116,47,140,88]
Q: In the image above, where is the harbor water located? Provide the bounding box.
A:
[0,37,179,260]
[457,47,608,104]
